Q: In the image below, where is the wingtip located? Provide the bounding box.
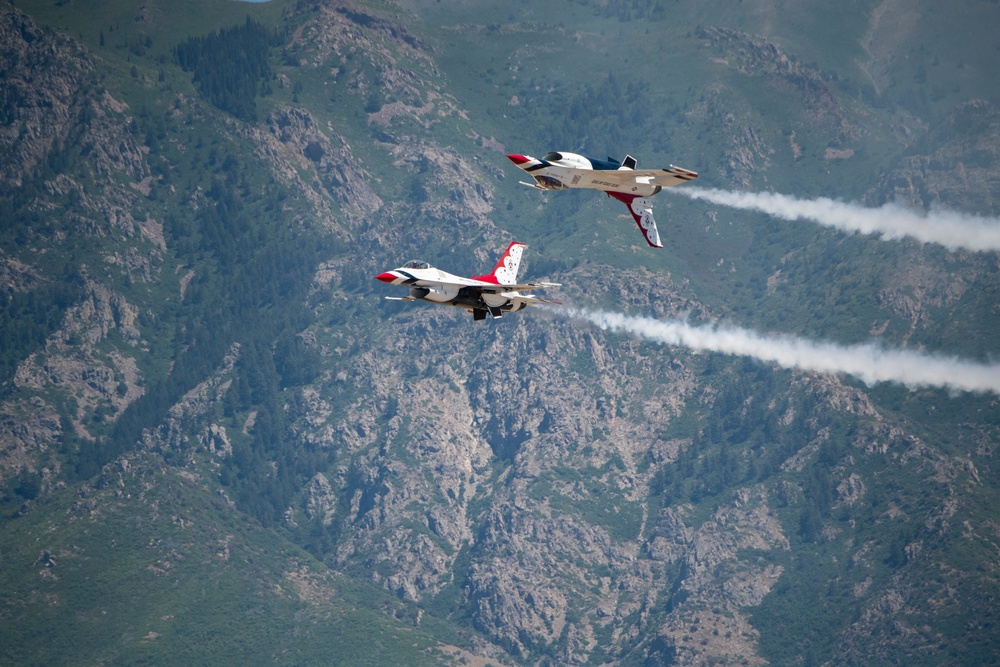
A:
[668,165,699,179]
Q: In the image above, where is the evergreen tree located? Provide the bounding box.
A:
[175,18,281,122]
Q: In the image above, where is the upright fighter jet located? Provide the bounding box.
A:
[506,151,698,248]
[375,241,560,321]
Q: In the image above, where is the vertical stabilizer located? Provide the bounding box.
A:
[475,241,526,285]
[607,192,662,248]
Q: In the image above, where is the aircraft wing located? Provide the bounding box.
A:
[591,166,698,190]
[524,296,562,305]
[390,276,558,295]
[478,281,560,294]
[399,275,492,289]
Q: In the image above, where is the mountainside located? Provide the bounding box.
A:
[2,0,999,665]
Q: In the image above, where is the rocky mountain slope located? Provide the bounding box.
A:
[2,1,999,665]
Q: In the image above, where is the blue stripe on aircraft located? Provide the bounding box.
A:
[587,156,623,171]
[397,270,419,284]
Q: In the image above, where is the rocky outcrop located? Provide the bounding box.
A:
[0,397,62,485]
[199,424,233,459]
[145,346,240,455]
[0,7,150,208]
[256,107,383,226]
[324,345,497,601]
[870,99,1000,213]
[389,140,495,222]
[698,26,858,140]
[289,0,435,111]
[291,280,748,660]
[303,473,337,526]
[9,280,143,444]
[0,255,42,294]
[0,9,93,188]
[646,489,787,666]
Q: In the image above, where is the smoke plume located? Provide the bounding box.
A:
[672,187,1000,253]
[563,308,1000,395]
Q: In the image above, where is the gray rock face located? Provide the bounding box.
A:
[260,107,383,222]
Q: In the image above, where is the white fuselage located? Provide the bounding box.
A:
[520,151,663,197]
[375,241,559,320]
[534,166,663,197]
[375,266,531,313]
[506,151,698,249]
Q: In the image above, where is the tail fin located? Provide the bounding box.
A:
[619,154,637,170]
[607,192,662,248]
[475,241,525,285]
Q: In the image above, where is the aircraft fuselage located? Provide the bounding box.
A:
[514,151,663,197]
[374,251,552,321]
[506,151,698,248]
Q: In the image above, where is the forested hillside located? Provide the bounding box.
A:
[2,0,998,665]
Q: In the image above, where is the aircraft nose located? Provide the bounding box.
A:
[506,154,530,166]
[374,271,397,283]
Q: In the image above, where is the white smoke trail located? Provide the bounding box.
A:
[562,308,1000,395]
[672,187,1000,253]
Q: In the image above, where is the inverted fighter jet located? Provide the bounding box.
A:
[506,151,698,248]
[375,241,560,321]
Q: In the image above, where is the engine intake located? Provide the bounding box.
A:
[410,284,459,303]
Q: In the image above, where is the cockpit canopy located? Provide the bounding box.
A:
[403,260,431,270]
[541,151,599,170]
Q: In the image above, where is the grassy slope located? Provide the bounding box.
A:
[0,455,447,666]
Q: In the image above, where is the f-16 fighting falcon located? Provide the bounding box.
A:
[375,241,560,321]
[506,151,698,248]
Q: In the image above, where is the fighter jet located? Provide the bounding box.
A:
[375,241,560,321]
[506,151,698,248]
